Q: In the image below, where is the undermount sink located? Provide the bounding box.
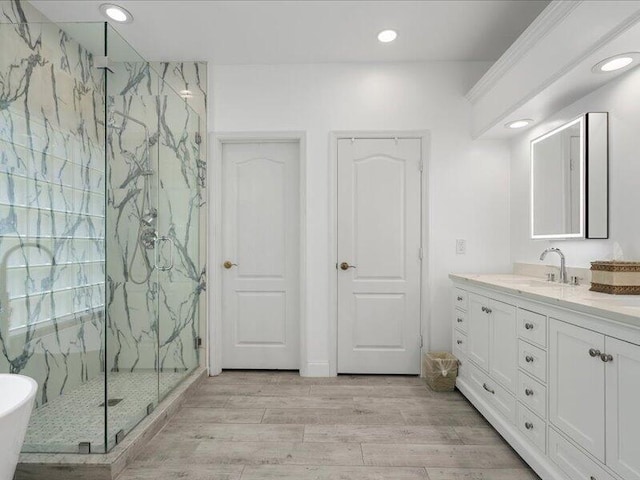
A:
[0,374,38,480]
[493,276,562,289]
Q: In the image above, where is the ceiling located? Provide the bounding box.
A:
[30,0,549,64]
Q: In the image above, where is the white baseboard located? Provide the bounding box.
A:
[302,362,332,377]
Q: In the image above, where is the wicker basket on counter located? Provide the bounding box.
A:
[591,261,640,295]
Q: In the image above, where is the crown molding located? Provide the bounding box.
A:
[466,1,582,104]
[472,5,640,139]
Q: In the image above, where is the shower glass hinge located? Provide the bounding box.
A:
[195,132,202,145]
[419,335,424,348]
[146,402,155,416]
[78,442,91,454]
[195,336,202,349]
[419,247,423,260]
[115,429,126,445]
[94,56,114,73]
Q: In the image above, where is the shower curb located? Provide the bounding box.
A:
[14,366,208,480]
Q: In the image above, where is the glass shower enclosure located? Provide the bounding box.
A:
[0,21,202,453]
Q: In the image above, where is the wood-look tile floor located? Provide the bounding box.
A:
[116,371,540,480]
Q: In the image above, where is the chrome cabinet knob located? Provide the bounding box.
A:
[457,317,463,323]
[481,306,486,312]
[525,422,534,430]
[525,355,534,363]
[525,388,534,396]
[486,308,492,314]
[525,323,534,330]
[457,296,463,301]
[589,348,601,357]
[600,353,613,363]
[457,340,463,345]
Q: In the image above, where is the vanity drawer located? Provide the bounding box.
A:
[454,330,467,355]
[454,288,468,311]
[548,428,617,480]
[517,403,546,453]
[517,370,547,418]
[518,308,547,348]
[454,308,468,333]
[453,335,469,378]
[468,363,516,424]
[519,340,547,383]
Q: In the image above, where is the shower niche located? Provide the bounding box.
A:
[0,18,203,454]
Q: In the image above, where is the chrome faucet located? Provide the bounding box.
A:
[539,248,568,284]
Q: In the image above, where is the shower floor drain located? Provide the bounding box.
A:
[99,398,124,407]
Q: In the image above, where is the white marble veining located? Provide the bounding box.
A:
[450,273,640,327]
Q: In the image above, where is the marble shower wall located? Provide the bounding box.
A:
[105,60,206,375]
[0,0,106,406]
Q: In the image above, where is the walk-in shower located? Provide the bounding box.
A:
[0,17,203,454]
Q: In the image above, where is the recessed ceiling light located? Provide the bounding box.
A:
[99,4,133,23]
[377,30,397,43]
[592,53,639,73]
[505,119,533,129]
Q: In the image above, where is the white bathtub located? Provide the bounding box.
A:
[0,374,37,480]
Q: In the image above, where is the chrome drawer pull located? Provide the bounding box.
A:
[482,383,495,395]
[481,306,487,312]
[525,355,534,363]
[525,388,534,396]
[525,422,534,430]
[589,348,601,357]
[457,296,463,301]
[525,322,534,330]
[486,308,492,314]
[456,340,463,345]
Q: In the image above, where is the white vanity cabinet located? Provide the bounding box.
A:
[549,319,606,461]
[451,275,640,480]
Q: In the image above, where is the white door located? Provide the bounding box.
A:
[489,300,517,393]
[605,337,640,480]
[549,319,605,461]
[337,138,422,374]
[468,293,490,372]
[221,141,299,369]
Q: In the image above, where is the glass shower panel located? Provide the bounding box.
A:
[157,87,201,400]
[104,24,161,451]
[0,21,107,453]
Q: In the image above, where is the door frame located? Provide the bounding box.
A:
[209,132,307,375]
[328,131,431,376]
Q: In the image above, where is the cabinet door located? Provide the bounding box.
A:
[489,300,517,393]
[605,337,640,480]
[549,319,605,461]
[467,293,490,372]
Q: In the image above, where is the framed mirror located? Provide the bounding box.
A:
[530,112,608,239]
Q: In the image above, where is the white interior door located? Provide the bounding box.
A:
[337,137,422,374]
[221,141,299,369]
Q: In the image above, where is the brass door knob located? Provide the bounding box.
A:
[340,262,356,271]
[223,261,238,269]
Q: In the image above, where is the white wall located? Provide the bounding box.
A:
[210,62,512,374]
[510,66,640,268]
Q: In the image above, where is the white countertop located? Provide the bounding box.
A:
[449,273,640,327]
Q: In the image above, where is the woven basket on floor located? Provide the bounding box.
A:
[423,352,458,392]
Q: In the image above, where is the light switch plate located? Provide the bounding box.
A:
[456,239,466,255]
